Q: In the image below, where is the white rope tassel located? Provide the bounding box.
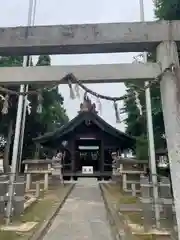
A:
[74,83,80,98]
[135,91,142,115]
[37,93,43,114]
[113,101,121,123]
[2,94,9,115]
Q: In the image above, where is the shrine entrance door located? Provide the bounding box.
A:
[75,139,101,176]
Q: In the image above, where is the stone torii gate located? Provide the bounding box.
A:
[1,20,180,236]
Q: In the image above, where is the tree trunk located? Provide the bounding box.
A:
[3,120,13,173]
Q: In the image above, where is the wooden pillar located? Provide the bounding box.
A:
[100,139,104,175]
[157,41,180,237]
[34,143,40,159]
[71,139,75,176]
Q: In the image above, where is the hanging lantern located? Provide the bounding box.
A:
[113,101,121,123]
[37,92,43,114]
[1,94,9,115]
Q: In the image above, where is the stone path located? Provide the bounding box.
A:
[43,178,113,240]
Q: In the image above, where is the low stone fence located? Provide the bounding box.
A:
[115,158,148,172]
[113,158,148,196]
[140,175,176,230]
[0,174,25,217]
[120,171,142,195]
[23,159,52,191]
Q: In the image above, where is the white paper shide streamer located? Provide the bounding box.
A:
[2,94,9,115]
[26,99,32,115]
[74,83,80,98]
[113,101,121,123]
[135,91,142,115]
[97,98,102,114]
[37,92,43,114]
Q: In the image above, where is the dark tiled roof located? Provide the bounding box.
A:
[33,111,135,148]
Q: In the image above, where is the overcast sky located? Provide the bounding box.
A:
[0,0,154,131]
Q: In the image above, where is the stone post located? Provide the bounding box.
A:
[13,177,25,216]
[157,41,180,237]
[159,176,173,228]
[119,164,123,171]
[131,183,136,197]
[122,173,127,191]
[26,173,31,192]
[140,175,154,230]
[0,177,8,215]
[35,181,40,198]
[44,173,49,190]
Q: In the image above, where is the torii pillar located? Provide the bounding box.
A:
[157,41,180,237]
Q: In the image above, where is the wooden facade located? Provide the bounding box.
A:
[34,97,135,180]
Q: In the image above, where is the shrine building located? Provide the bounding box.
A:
[33,96,135,180]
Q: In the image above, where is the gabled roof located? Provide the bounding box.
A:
[33,111,135,148]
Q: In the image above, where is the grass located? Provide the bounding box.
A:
[126,212,143,225]
[0,183,73,240]
[104,182,139,205]
[104,183,143,226]
[102,183,170,240]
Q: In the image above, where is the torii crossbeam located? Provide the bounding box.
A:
[0,21,179,56]
[0,63,160,85]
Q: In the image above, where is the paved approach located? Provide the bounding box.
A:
[43,178,113,240]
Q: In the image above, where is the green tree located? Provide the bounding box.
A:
[0,55,69,171]
[123,81,149,159]
[0,56,23,172]
[22,55,69,160]
[123,82,146,137]
[123,80,166,159]
[154,0,180,20]
[123,1,179,159]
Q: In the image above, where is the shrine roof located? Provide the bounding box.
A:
[33,111,135,148]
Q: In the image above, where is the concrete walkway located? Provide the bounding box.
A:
[43,178,113,240]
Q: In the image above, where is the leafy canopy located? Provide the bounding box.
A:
[123,0,180,159]
[0,55,69,163]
